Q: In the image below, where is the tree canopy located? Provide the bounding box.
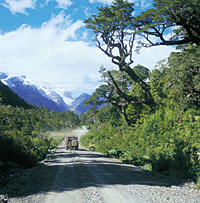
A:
[84,0,155,109]
[134,0,200,50]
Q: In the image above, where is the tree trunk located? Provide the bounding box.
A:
[120,100,129,126]
[122,65,156,109]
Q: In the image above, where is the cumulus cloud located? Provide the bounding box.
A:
[1,0,37,15]
[0,11,111,95]
[133,46,175,70]
[0,8,175,96]
[55,0,73,9]
[1,0,74,15]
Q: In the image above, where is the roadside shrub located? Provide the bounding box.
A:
[171,139,200,179]
[0,104,80,173]
[81,107,200,181]
[151,150,173,174]
[89,146,96,151]
[107,148,123,159]
[0,134,37,172]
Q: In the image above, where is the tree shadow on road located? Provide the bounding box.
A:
[1,146,187,198]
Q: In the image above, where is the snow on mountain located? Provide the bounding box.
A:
[0,73,69,112]
[38,85,69,109]
[0,72,9,80]
[0,73,32,86]
[53,88,77,105]
[70,93,92,115]
[0,72,92,114]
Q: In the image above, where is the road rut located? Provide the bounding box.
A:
[1,128,200,203]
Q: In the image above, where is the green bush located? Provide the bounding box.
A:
[0,134,37,171]
[0,105,80,173]
[81,107,200,181]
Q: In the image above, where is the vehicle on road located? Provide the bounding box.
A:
[65,136,79,150]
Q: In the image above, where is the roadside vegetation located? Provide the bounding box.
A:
[0,92,80,177]
[81,0,200,184]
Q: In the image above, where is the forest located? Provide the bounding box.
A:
[81,0,200,183]
[0,83,80,177]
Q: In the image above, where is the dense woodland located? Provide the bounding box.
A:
[81,0,200,183]
[0,83,80,175]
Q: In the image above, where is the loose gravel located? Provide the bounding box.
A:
[0,128,200,203]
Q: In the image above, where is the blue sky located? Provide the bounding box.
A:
[0,0,175,96]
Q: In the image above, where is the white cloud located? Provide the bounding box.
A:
[1,0,74,14]
[133,46,175,70]
[0,11,111,95]
[140,0,151,9]
[55,0,73,9]
[83,6,91,17]
[89,0,112,4]
[1,0,37,15]
[89,0,138,5]
[0,9,175,96]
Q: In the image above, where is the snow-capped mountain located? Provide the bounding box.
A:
[0,72,91,114]
[59,90,77,105]
[38,85,69,110]
[63,90,76,100]
[0,72,9,80]
[0,72,69,112]
[70,93,92,115]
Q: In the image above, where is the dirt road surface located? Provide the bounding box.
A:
[1,128,200,202]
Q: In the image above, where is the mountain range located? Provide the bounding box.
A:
[0,72,92,115]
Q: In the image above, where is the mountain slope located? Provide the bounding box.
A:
[0,72,92,114]
[0,81,32,109]
[38,86,70,111]
[70,93,92,115]
[62,90,76,105]
[1,74,68,112]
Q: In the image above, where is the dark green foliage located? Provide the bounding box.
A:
[0,104,80,173]
[84,0,156,110]
[171,139,200,179]
[107,148,123,159]
[0,81,32,109]
[0,134,37,171]
[84,66,154,126]
[80,43,200,182]
[89,146,96,151]
[81,106,200,181]
[81,105,123,128]
[134,0,200,49]
[164,45,200,109]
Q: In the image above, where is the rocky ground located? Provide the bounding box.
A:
[0,128,200,203]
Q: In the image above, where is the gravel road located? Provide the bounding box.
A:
[1,128,200,203]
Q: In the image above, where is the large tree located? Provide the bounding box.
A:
[85,65,151,126]
[134,0,200,50]
[85,67,133,125]
[84,0,155,109]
